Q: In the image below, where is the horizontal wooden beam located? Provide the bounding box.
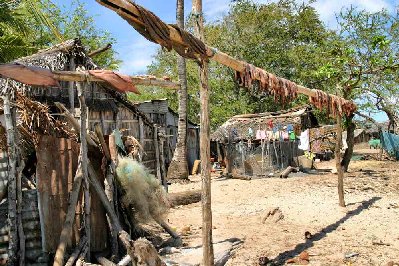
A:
[52,71,180,89]
[96,0,351,103]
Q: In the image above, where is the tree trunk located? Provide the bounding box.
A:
[383,108,398,134]
[193,0,215,265]
[341,115,355,172]
[167,0,189,180]
[3,93,18,265]
[335,116,345,207]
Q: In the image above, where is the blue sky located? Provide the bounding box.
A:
[54,0,397,121]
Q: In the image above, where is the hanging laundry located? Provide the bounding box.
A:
[268,120,274,129]
[248,127,254,138]
[381,132,399,159]
[282,131,289,140]
[260,130,266,140]
[287,124,294,132]
[298,129,310,150]
[273,131,280,140]
[266,130,273,140]
[256,130,262,140]
[289,131,296,140]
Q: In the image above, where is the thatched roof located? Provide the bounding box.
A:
[0,39,154,127]
[211,105,318,141]
[15,39,96,71]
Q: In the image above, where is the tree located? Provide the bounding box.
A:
[166,0,190,180]
[0,1,37,62]
[1,0,120,69]
[147,0,333,130]
[316,6,399,171]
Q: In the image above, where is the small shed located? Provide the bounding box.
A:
[134,99,200,171]
[0,39,167,262]
[211,106,318,178]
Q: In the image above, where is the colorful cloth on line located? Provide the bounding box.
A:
[381,132,399,160]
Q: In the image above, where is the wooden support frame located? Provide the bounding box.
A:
[52,71,180,89]
[153,126,162,182]
[94,0,357,104]
[77,81,91,260]
[193,0,215,265]
[53,157,83,266]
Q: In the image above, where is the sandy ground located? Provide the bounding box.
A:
[165,146,399,265]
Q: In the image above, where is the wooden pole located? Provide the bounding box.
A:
[192,0,214,265]
[86,162,164,265]
[138,117,145,148]
[154,126,161,182]
[94,124,119,259]
[51,71,180,89]
[94,0,357,106]
[16,162,26,266]
[77,81,91,260]
[68,56,76,114]
[65,236,88,266]
[2,92,18,266]
[158,133,167,191]
[335,115,345,207]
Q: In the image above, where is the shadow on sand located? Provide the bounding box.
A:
[272,196,381,265]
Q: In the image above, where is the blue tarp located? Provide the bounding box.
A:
[381,132,399,160]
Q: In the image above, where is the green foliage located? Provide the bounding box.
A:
[316,6,399,120]
[0,0,120,69]
[0,1,37,62]
[146,0,332,129]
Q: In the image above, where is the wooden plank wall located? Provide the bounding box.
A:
[88,106,157,173]
[0,190,43,262]
[35,135,108,252]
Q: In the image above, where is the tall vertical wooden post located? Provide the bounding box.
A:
[335,115,345,207]
[192,0,214,265]
[2,92,18,265]
[77,81,91,259]
[154,125,162,182]
[69,56,76,114]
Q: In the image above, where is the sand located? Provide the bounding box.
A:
[165,147,399,265]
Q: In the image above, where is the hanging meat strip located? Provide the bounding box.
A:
[309,89,356,117]
[235,63,298,104]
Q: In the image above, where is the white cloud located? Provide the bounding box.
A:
[117,38,159,75]
[203,0,231,18]
[311,0,394,28]
[198,0,395,26]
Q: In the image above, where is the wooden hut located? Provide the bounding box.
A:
[0,39,166,264]
[134,99,200,171]
[211,106,318,178]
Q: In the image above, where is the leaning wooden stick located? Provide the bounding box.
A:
[65,236,88,266]
[94,124,119,259]
[77,81,91,260]
[53,159,83,266]
[87,162,165,266]
[55,102,97,147]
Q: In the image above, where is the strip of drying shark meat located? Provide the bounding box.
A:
[127,2,209,60]
[235,64,298,104]
[309,89,356,117]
